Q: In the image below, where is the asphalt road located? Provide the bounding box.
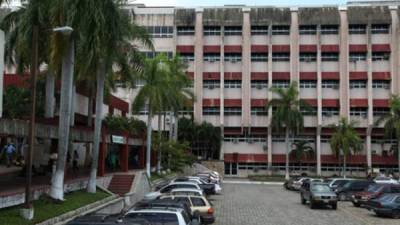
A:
[209,183,399,225]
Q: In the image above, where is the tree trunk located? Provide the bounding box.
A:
[173,111,178,141]
[169,112,173,140]
[87,89,94,127]
[70,85,76,127]
[285,128,290,180]
[397,140,400,177]
[87,61,106,193]
[157,112,162,174]
[49,40,74,200]
[343,153,347,178]
[146,107,153,177]
[45,70,55,118]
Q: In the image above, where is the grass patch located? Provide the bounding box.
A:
[0,190,110,225]
[150,171,177,182]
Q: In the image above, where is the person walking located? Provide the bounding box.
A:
[3,141,16,167]
[72,150,79,175]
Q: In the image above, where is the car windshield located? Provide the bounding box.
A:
[378,194,397,202]
[311,184,331,192]
[366,184,383,192]
[342,181,353,188]
[126,212,179,225]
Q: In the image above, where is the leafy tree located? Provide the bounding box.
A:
[266,81,309,180]
[375,95,400,175]
[330,118,363,178]
[160,140,195,172]
[290,140,315,172]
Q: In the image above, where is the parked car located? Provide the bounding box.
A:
[196,172,221,184]
[66,214,150,225]
[173,177,221,194]
[123,208,201,225]
[324,178,354,191]
[374,176,399,184]
[293,178,323,191]
[144,182,202,200]
[284,177,301,190]
[171,188,205,197]
[300,181,338,209]
[159,195,215,224]
[336,180,375,201]
[133,198,195,220]
[351,183,400,207]
[365,194,400,219]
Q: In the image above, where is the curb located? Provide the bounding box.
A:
[36,194,121,225]
[223,180,285,185]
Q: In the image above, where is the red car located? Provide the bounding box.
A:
[351,183,400,207]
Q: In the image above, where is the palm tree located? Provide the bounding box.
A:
[266,81,308,180]
[330,118,363,178]
[68,0,151,193]
[375,95,400,176]
[290,140,314,173]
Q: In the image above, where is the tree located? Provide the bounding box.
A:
[67,0,151,193]
[266,81,309,180]
[290,140,314,172]
[330,118,363,178]
[375,95,400,175]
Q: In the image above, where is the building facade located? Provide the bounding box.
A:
[117,3,400,177]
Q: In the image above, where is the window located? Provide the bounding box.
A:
[203,80,220,89]
[272,135,285,142]
[272,53,290,62]
[203,107,220,115]
[321,25,339,34]
[180,53,194,62]
[191,197,206,206]
[349,53,367,62]
[224,80,241,88]
[321,52,339,61]
[251,107,268,116]
[299,25,317,35]
[204,53,220,62]
[251,80,268,89]
[350,107,368,117]
[299,80,317,88]
[143,51,173,59]
[251,53,268,62]
[322,107,339,116]
[301,107,317,116]
[224,53,242,62]
[321,80,339,89]
[299,53,317,62]
[373,107,389,116]
[204,26,221,36]
[177,26,195,35]
[272,80,289,88]
[349,24,366,34]
[372,80,390,89]
[371,24,389,34]
[350,80,367,89]
[272,25,290,35]
[372,52,390,61]
[251,26,268,35]
[145,26,173,38]
[224,26,242,36]
[224,107,242,115]
[126,212,179,224]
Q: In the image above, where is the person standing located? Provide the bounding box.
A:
[3,141,16,167]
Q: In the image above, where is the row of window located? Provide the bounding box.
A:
[221,138,396,144]
[201,80,391,89]
[174,24,390,37]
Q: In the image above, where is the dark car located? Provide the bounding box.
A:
[66,214,151,225]
[351,183,400,207]
[133,198,196,220]
[365,194,400,219]
[300,181,338,209]
[336,180,375,201]
[174,177,216,195]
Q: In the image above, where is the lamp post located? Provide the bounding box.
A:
[21,26,73,220]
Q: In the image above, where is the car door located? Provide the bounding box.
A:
[303,182,311,200]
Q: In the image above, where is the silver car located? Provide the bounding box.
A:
[300,182,338,209]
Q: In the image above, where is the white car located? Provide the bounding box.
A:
[171,188,205,196]
[124,208,200,225]
[293,178,323,191]
[174,176,223,194]
[144,182,201,200]
[374,176,399,184]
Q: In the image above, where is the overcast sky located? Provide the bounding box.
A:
[132,0,348,7]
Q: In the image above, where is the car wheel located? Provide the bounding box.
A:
[310,199,315,209]
[392,210,400,219]
[331,202,337,210]
[301,195,306,205]
[353,202,360,207]
[338,193,346,201]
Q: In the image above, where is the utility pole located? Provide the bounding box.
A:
[22,25,38,220]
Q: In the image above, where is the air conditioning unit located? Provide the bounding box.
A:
[233,139,239,144]
[324,112,333,117]
[256,84,263,90]
[209,58,216,63]
[263,145,268,151]
[165,118,170,124]
[371,150,377,155]
[230,58,238,63]
[333,85,339,90]
[208,86,215,90]
[247,139,254,144]
[305,57,312,63]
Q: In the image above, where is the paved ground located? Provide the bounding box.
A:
[209,183,399,225]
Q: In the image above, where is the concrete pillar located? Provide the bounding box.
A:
[242,8,251,128]
[194,8,204,123]
[366,128,372,171]
[290,7,299,83]
[366,23,373,171]
[219,24,225,161]
[317,25,322,176]
[267,127,272,170]
[339,6,349,118]
[98,136,106,176]
[267,24,273,170]
[390,6,399,95]
[0,31,5,118]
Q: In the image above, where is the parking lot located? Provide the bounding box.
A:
[211,183,399,225]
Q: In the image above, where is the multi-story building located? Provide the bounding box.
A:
[116,2,400,177]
